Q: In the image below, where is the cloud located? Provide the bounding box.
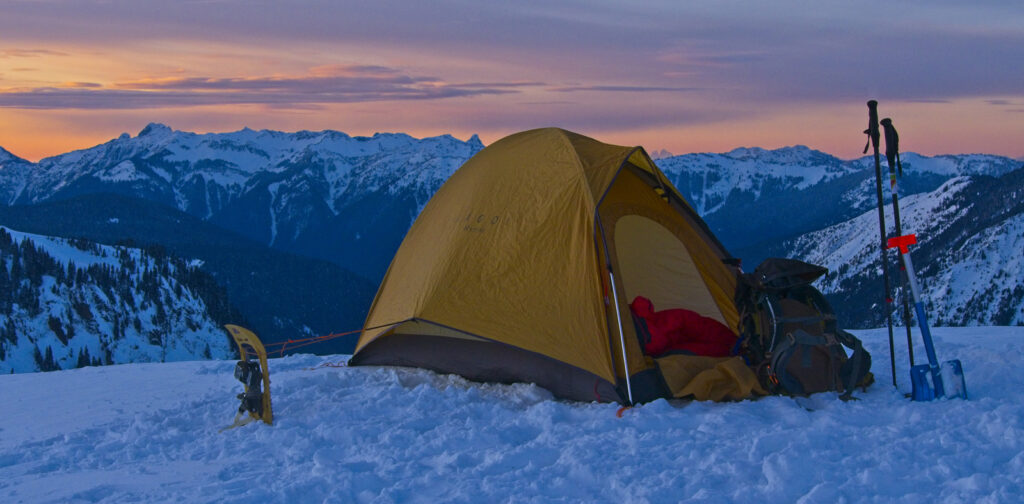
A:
[983,99,1024,114]
[4,3,1022,109]
[0,49,68,58]
[448,82,545,90]
[61,82,102,88]
[550,85,700,93]
[0,66,541,110]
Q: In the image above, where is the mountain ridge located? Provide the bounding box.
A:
[1,126,1019,336]
[655,146,1021,264]
[0,123,485,282]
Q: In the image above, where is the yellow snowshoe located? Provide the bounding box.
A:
[220,325,273,432]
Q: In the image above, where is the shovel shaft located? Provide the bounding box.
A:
[898,250,941,367]
[899,247,949,399]
[913,301,941,370]
[901,249,924,308]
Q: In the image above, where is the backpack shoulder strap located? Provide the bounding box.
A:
[836,329,871,400]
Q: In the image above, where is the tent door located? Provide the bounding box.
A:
[612,214,726,324]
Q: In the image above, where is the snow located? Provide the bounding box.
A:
[655,146,856,215]
[96,160,142,182]
[653,147,1020,219]
[2,326,1022,503]
[791,173,1024,326]
[267,182,282,246]
[796,177,972,287]
[5,226,120,270]
[0,226,233,374]
[851,152,1020,178]
[932,213,1024,325]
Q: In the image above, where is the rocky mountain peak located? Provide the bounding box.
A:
[138,123,174,138]
[0,145,28,165]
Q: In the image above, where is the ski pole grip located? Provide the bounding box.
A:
[864,100,880,153]
[880,118,900,168]
[886,234,917,254]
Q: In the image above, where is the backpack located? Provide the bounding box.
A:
[737,258,873,399]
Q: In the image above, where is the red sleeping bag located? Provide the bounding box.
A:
[630,296,737,357]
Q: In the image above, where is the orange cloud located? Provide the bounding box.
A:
[60,81,102,88]
[0,49,69,58]
[0,65,540,110]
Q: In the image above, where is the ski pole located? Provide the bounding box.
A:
[864,100,897,387]
[880,117,916,369]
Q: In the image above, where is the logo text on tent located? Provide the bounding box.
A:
[458,211,510,234]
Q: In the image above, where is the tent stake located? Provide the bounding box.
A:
[607,269,634,405]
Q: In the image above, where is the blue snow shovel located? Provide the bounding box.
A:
[887,234,967,401]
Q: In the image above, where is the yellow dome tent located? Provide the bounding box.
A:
[350,128,746,404]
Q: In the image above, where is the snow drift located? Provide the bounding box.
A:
[2,327,1022,503]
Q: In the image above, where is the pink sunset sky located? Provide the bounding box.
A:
[1,1,1022,162]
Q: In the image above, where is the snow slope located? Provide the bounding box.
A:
[2,327,1021,503]
[656,146,1019,218]
[789,171,1024,327]
[0,226,234,373]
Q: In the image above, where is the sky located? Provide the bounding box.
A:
[1,0,1022,162]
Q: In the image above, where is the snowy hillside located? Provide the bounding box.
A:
[657,146,858,216]
[658,146,1020,218]
[789,168,1024,327]
[656,147,1023,328]
[0,226,235,373]
[1,326,1019,503]
[0,147,32,205]
[850,151,1022,178]
[657,147,1020,259]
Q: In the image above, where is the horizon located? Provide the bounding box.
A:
[2,2,1022,162]
[2,121,1022,164]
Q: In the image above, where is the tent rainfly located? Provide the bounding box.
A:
[350,128,742,404]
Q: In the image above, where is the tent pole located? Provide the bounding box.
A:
[607,269,634,405]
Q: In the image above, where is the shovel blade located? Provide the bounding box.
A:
[910,360,967,401]
[940,359,967,400]
[910,364,937,401]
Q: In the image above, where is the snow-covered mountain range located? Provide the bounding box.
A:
[0,123,482,281]
[656,146,1023,327]
[0,226,235,373]
[657,146,1021,259]
[0,125,1020,353]
[786,171,1024,327]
